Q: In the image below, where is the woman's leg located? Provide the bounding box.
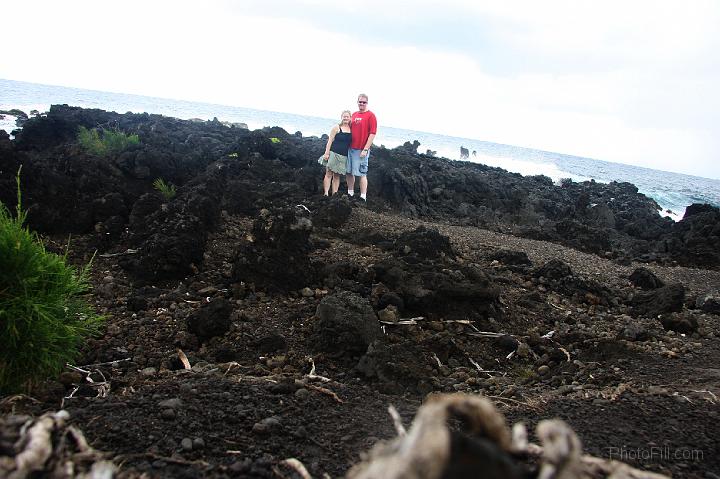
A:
[323,168,333,195]
[331,172,341,195]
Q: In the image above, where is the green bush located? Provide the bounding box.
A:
[77,125,139,156]
[152,178,177,200]
[0,170,104,393]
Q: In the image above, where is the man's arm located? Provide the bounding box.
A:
[363,133,375,151]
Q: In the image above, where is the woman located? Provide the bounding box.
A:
[322,110,352,196]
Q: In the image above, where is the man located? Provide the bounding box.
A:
[347,93,377,201]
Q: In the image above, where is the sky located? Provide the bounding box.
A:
[2,0,719,179]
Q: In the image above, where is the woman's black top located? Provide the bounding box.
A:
[330,128,352,155]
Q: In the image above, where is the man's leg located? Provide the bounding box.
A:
[346,174,355,195]
[359,151,369,199]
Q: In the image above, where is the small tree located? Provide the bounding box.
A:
[0,169,104,393]
[77,125,139,157]
[153,178,177,200]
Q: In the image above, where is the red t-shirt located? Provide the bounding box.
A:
[350,111,377,149]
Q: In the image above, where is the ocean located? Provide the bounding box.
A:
[2,78,719,221]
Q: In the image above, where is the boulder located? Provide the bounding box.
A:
[395,226,453,259]
[631,284,685,318]
[534,259,572,280]
[629,267,665,289]
[355,339,434,394]
[231,206,316,292]
[490,249,532,267]
[314,195,352,228]
[187,299,233,342]
[311,291,382,357]
[696,294,720,315]
[660,313,698,334]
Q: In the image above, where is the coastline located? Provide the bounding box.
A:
[3,77,720,219]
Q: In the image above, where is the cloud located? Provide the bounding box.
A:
[2,0,719,178]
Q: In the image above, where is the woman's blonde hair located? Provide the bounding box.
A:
[339,110,351,127]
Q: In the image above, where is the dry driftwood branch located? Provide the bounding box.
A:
[347,394,511,479]
[379,319,418,325]
[306,384,343,403]
[224,361,240,376]
[0,394,41,408]
[3,410,116,479]
[98,248,137,258]
[559,347,571,362]
[274,458,312,479]
[66,364,91,375]
[347,394,668,479]
[541,330,556,339]
[534,420,669,479]
[177,348,192,370]
[78,460,117,479]
[74,358,132,369]
[306,357,332,383]
[431,353,443,368]
[12,413,60,477]
[465,331,506,338]
[691,389,718,404]
[387,405,407,437]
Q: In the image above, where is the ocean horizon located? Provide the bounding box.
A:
[2,78,719,220]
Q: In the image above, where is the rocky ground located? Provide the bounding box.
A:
[1,106,719,478]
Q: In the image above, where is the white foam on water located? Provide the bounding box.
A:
[426,145,586,183]
[0,115,18,136]
[0,103,51,138]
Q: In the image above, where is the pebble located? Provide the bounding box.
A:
[301,287,314,297]
[537,365,550,376]
[253,416,281,435]
[160,409,176,420]
[647,386,669,395]
[252,422,270,435]
[378,306,398,322]
[557,385,575,395]
[451,371,470,382]
[295,388,310,400]
[158,398,183,409]
[192,438,206,449]
[500,386,516,397]
[181,438,193,451]
[141,367,157,377]
[426,321,444,332]
[198,286,218,295]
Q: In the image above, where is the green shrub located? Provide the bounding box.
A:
[77,125,139,156]
[152,178,177,200]
[0,169,104,393]
[269,137,281,144]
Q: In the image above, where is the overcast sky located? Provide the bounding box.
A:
[3,0,719,179]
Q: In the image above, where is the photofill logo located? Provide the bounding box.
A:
[605,445,704,462]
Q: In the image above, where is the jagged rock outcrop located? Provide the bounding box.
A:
[2,105,718,269]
